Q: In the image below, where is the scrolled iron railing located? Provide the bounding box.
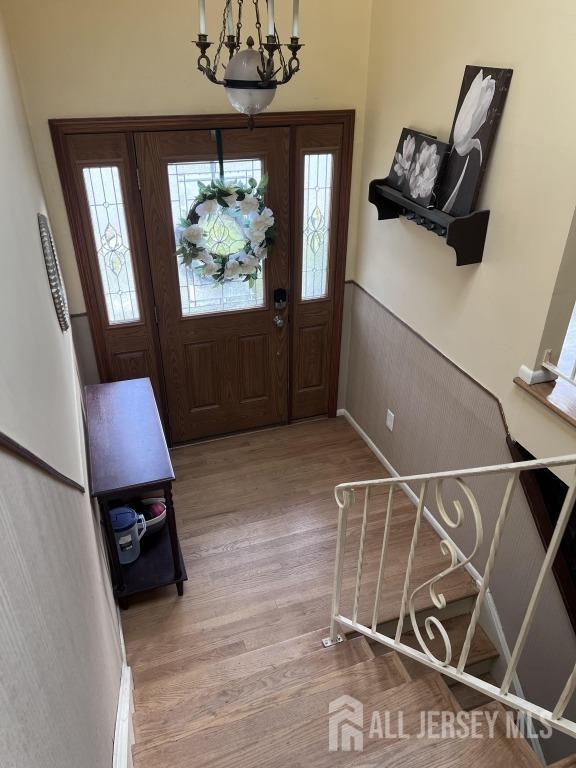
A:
[325,455,576,738]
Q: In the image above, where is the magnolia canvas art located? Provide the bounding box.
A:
[389,129,450,207]
[437,66,513,216]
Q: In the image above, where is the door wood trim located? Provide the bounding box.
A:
[50,110,355,135]
[51,110,355,436]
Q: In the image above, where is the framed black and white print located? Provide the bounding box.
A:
[38,213,70,332]
[388,128,450,207]
[436,66,513,216]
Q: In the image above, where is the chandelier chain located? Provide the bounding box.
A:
[213,0,233,74]
[235,0,244,50]
[252,0,266,67]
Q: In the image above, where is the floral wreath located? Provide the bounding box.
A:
[176,176,275,286]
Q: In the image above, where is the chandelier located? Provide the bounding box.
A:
[195,0,303,121]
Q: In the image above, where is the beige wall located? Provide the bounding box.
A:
[354,0,576,463]
[1,0,373,315]
[0,12,122,767]
[0,10,84,482]
[341,283,576,762]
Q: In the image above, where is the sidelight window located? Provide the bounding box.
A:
[83,166,141,324]
[301,153,334,301]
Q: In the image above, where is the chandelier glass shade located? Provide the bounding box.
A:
[195,0,303,119]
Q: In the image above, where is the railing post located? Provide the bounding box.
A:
[352,487,371,624]
[553,662,576,721]
[323,488,352,647]
[395,481,427,643]
[372,484,395,632]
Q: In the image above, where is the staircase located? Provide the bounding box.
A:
[123,420,576,768]
[132,623,545,767]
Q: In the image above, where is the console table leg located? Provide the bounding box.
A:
[164,483,183,586]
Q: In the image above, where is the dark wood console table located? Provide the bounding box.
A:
[86,378,187,607]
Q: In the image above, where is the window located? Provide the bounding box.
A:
[301,153,334,301]
[557,303,576,377]
[167,159,265,316]
[82,167,141,324]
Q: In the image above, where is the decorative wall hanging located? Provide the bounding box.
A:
[195,0,303,123]
[177,175,275,286]
[388,128,450,208]
[436,66,513,215]
[37,213,70,332]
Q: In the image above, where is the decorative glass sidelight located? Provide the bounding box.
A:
[83,166,141,324]
[301,153,333,301]
[168,158,265,316]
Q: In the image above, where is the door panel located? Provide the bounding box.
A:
[135,128,291,443]
[291,124,344,419]
[63,133,164,408]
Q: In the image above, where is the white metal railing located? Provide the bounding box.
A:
[325,454,576,738]
[542,348,576,387]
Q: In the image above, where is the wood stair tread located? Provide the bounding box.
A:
[371,613,498,682]
[133,655,458,767]
[450,672,497,710]
[549,756,576,767]
[134,634,380,749]
[346,701,541,768]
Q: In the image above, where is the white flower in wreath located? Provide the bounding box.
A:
[224,256,243,279]
[196,249,214,265]
[257,207,274,228]
[237,194,260,215]
[182,223,206,245]
[253,243,267,260]
[246,224,267,248]
[246,210,273,247]
[196,198,219,217]
[239,254,260,274]
[202,259,219,276]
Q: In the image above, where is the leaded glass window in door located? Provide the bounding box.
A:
[301,154,334,301]
[168,159,265,317]
[82,166,141,324]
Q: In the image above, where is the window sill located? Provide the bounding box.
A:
[514,376,576,429]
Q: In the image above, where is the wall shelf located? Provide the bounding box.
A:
[368,178,490,266]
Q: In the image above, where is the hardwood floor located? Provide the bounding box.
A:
[120,418,548,767]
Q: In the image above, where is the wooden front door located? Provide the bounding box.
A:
[52,112,354,446]
[135,128,290,442]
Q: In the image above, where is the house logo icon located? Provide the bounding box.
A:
[328,695,364,752]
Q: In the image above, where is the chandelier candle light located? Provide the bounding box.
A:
[195,0,303,121]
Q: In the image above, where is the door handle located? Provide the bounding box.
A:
[274,314,285,328]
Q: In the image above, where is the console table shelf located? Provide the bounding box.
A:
[86,378,187,607]
[368,178,490,266]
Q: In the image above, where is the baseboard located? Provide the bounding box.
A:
[113,607,134,768]
[517,363,556,385]
[113,664,134,768]
[336,407,545,760]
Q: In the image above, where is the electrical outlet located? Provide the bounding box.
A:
[386,409,395,432]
